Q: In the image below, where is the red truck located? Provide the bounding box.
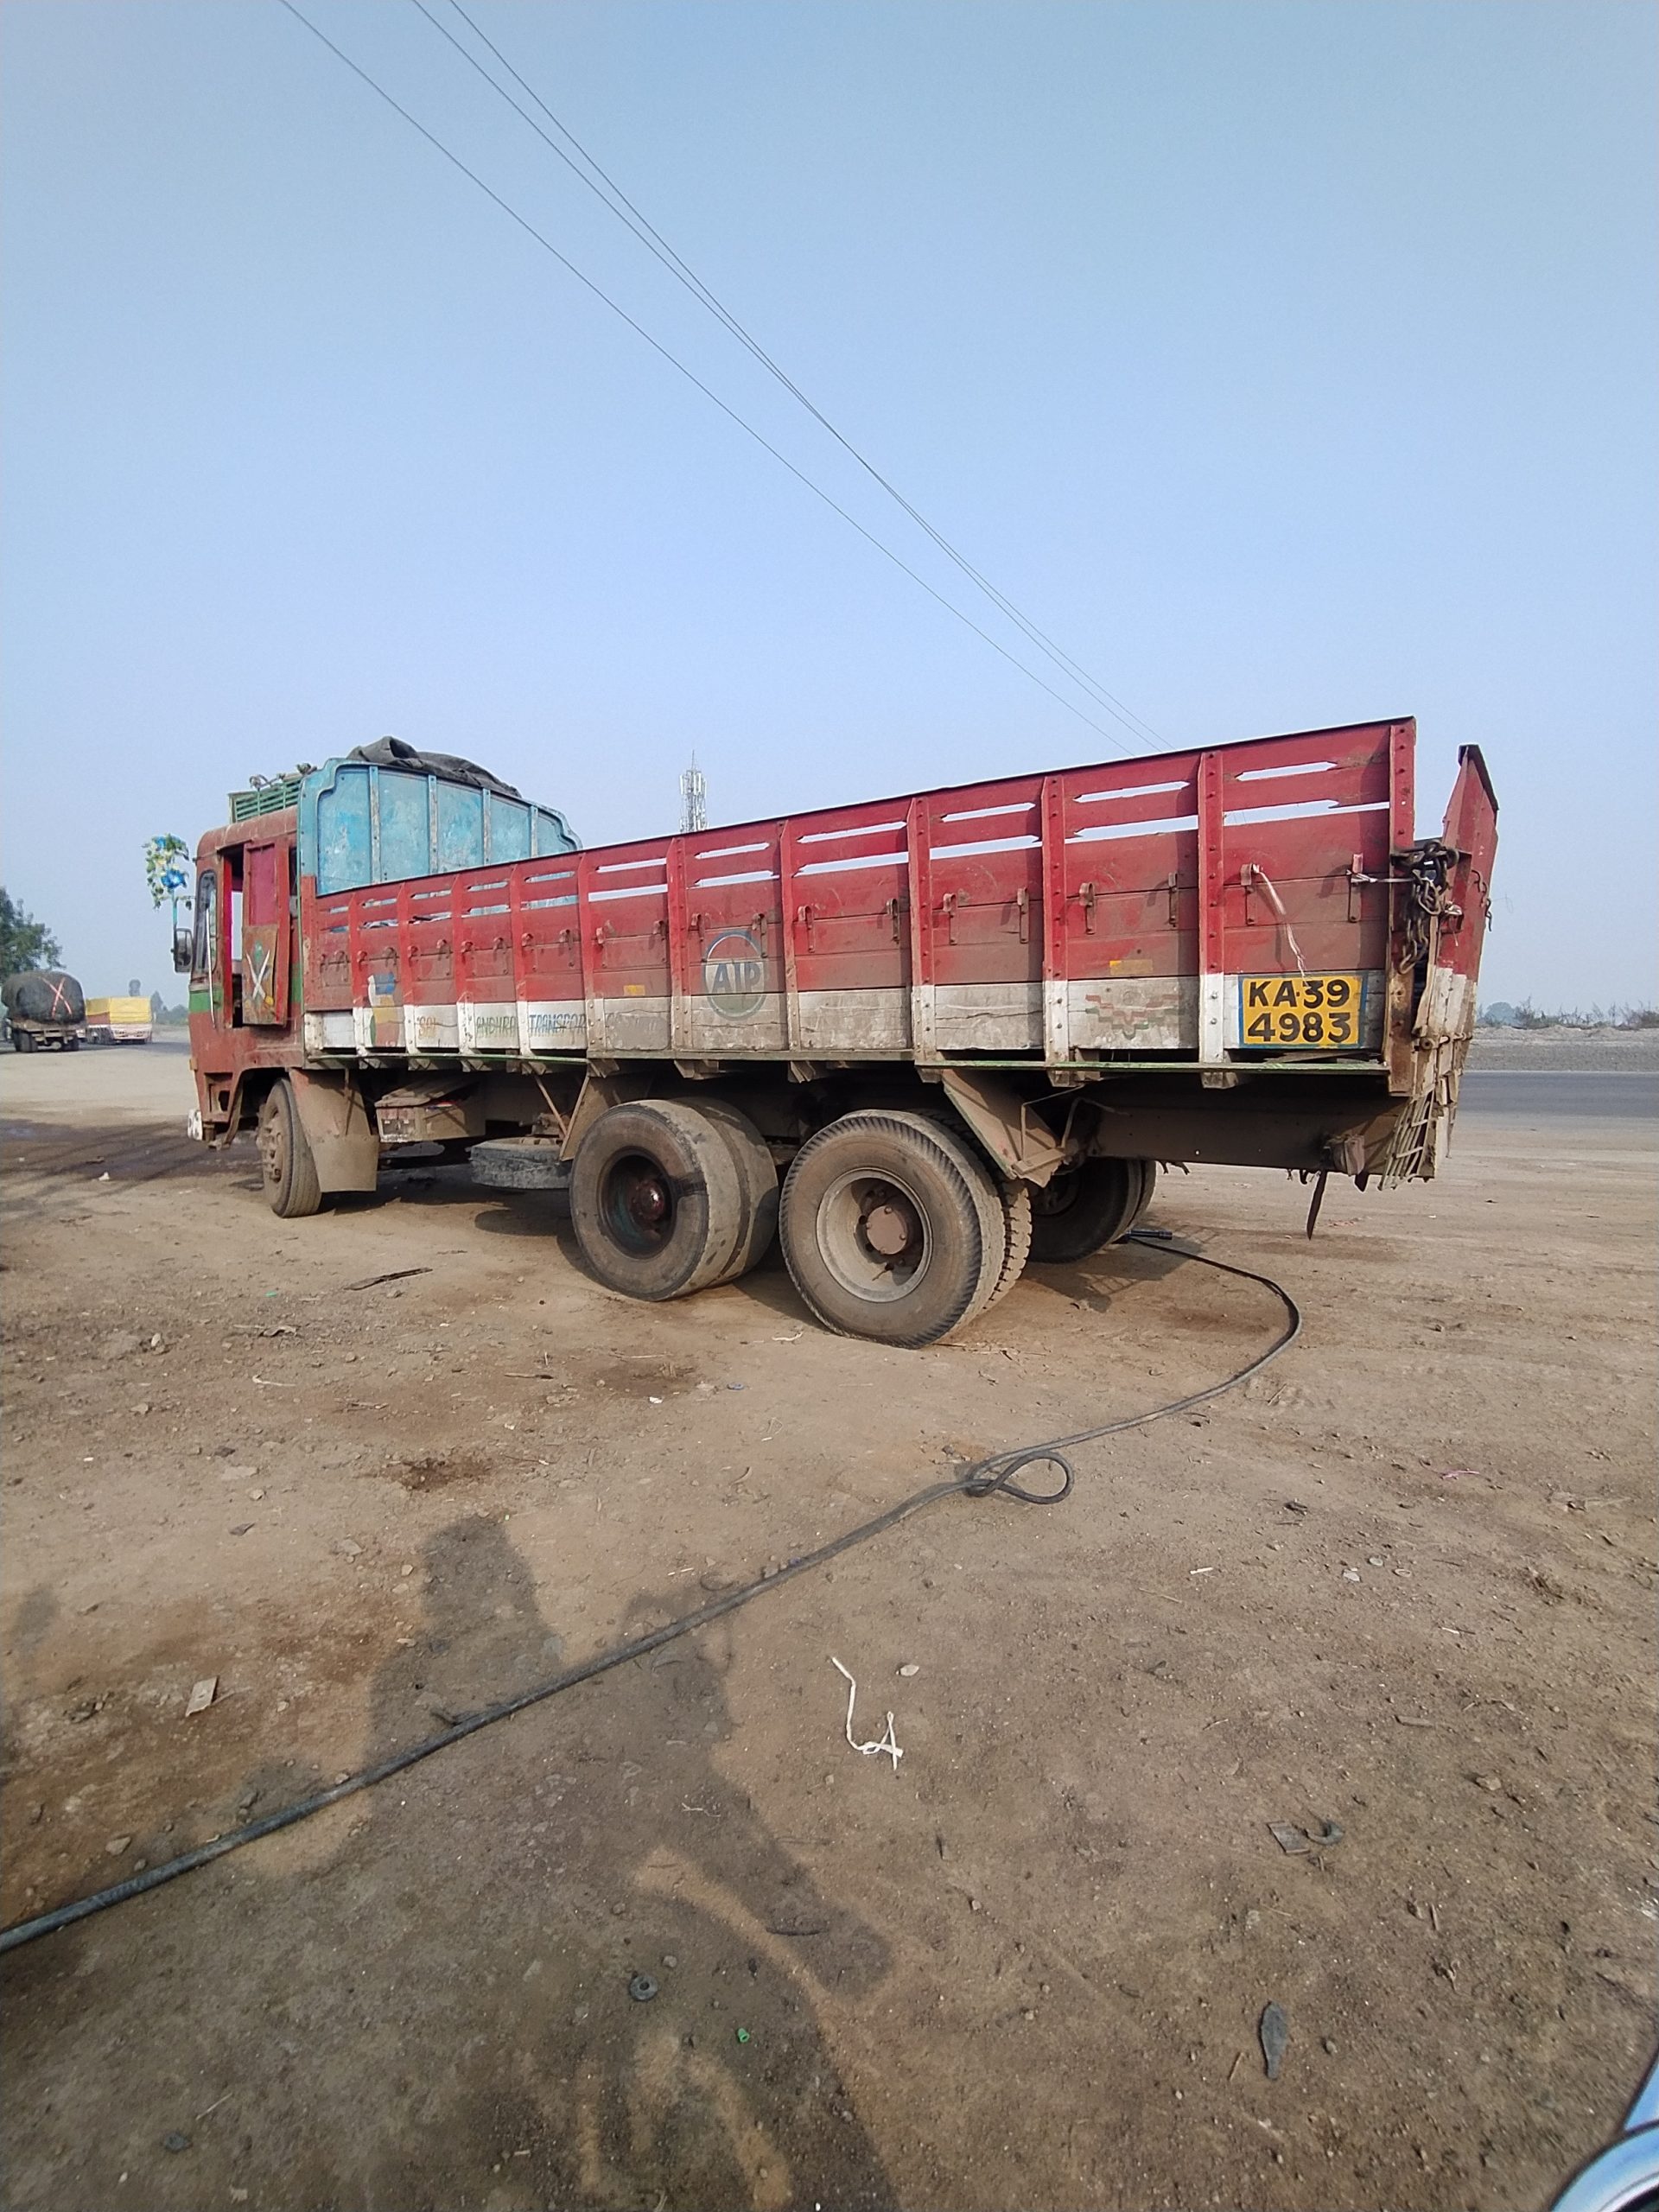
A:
[180,719,1497,1346]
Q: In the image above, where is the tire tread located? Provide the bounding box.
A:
[780,1109,1000,1347]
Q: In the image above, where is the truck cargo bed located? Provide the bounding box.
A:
[295,718,1493,1087]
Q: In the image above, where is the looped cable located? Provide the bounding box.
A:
[961,1448,1075,1504]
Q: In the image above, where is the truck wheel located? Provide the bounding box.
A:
[14,1029,31,1053]
[258,1078,324,1219]
[694,1102,779,1285]
[1129,1160,1159,1229]
[985,1180,1033,1309]
[1028,1157,1152,1264]
[63,1037,79,1052]
[569,1100,745,1300]
[779,1109,1007,1347]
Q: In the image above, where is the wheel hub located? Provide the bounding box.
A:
[259,1110,286,1185]
[627,1175,671,1229]
[861,1200,913,1257]
[1033,1166,1078,1217]
[816,1169,932,1302]
[601,1152,680,1255]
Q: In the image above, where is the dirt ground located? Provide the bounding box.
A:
[2,1040,1654,2212]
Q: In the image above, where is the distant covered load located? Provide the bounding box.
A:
[3,969,86,1052]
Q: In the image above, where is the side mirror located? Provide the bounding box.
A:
[172,927,194,975]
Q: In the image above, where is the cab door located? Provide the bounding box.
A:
[191,864,222,1027]
[242,839,291,1026]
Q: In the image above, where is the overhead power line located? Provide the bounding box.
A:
[423,0,1163,748]
[277,1,1146,754]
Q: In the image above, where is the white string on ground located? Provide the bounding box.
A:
[831,1657,902,1771]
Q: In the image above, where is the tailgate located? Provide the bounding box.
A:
[1379,745,1500,1179]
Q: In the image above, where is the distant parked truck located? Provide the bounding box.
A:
[86,995,155,1046]
[178,721,1497,1346]
[3,970,87,1052]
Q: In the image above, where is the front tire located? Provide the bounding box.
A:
[1028,1158,1155,1264]
[258,1078,324,1218]
[779,1109,1007,1347]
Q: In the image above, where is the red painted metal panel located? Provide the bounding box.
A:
[1435,746,1499,982]
[302,884,353,1010]
[241,839,289,1025]
[785,798,912,1001]
[346,885,396,1049]
[906,798,934,991]
[402,874,457,1014]
[920,778,1043,989]
[1211,722,1395,977]
[779,818,803,1049]
[1197,753,1226,982]
[678,823,785,1011]
[514,856,582,1015]
[664,836,692,1024]
[285,718,1447,1067]
[1039,777,1068,988]
[1049,755,1201,985]
[454,868,517,1014]
[579,839,672,1001]
[1389,720,1415,851]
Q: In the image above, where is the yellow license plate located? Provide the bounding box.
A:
[1239,973,1362,1048]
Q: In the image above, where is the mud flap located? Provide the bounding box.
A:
[289,1069,380,1194]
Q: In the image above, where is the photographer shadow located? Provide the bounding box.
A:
[251,1514,896,2209]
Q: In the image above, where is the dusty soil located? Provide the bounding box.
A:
[2,1041,1654,2212]
[1466,1025,1659,1073]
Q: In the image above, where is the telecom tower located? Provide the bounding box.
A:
[679,757,707,835]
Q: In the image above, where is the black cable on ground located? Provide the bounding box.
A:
[0,1234,1299,1957]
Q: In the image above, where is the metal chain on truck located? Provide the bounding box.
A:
[0,1233,1300,1957]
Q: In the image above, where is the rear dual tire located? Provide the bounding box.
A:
[570,1097,1032,1344]
[779,1109,1018,1348]
[569,1099,778,1302]
[1028,1157,1157,1264]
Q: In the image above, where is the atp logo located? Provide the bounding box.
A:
[702,930,766,1019]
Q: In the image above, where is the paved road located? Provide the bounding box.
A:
[0,1033,194,1122]
[5,1039,1651,1128]
[1459,1071,1658,1122]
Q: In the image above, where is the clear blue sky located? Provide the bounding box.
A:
[3,0,1654,1007]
